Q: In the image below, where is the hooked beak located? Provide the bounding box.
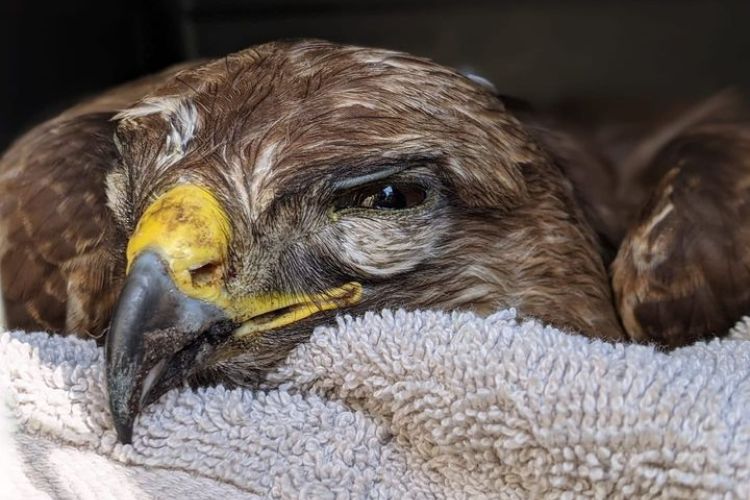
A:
[105,251,231,444]
[106,185,362,444]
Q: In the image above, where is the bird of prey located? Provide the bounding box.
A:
[0,40,742,442]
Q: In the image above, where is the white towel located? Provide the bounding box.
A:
[0,271,6,331]
[2,308,750,498]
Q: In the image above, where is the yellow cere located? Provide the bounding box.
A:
[126,184,232,304]
[126,184,363,336]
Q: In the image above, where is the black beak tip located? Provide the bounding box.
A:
[106,366,137,444]
[104,251,230,444]
[113,415,134,445]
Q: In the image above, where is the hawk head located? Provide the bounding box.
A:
[106,40,622,442]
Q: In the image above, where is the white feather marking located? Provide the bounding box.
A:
[253,142,277,186]
[340,243,421,276]
[116,97,200,170]
[248,142,278,218]
[335,218,436,277]
[172,100,199,151]
[630,201,675,271]
[354,52,398,66]
[332,97,378,110]
[643,201,674,235]
[113,96,185,121]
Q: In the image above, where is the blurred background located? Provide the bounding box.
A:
[1,0,749,150]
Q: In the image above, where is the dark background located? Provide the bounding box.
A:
[2,0,749,150]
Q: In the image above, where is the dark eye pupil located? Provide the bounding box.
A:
[374,185,406,209]
[335,183,427,211]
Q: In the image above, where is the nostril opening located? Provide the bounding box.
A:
[189,262,223,288]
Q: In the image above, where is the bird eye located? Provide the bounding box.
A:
[336,183,427,211]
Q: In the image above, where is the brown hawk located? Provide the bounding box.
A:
[1,40,745,442]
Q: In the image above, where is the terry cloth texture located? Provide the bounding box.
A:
[2,308,750,499]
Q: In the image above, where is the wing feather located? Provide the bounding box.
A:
[0,113,124,336]
[0,64,194,337]
[613,124,750,346]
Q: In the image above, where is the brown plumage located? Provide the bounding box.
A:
[0,111,121,335]
[612,121,750,346]
[512,91,750,348]
[1,40,620,340]
[0,39,745,439]
[0,64,197,335]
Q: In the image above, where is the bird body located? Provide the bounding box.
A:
[0,40,743,442]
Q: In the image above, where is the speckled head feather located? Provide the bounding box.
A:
[1,40,623,392]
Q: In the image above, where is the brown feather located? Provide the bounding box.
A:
[0,65,195,338]
[612,122,750,346]
[1,40,627,374]
[0,113,123,337]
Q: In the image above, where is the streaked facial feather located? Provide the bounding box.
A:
[103,40,623,384]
